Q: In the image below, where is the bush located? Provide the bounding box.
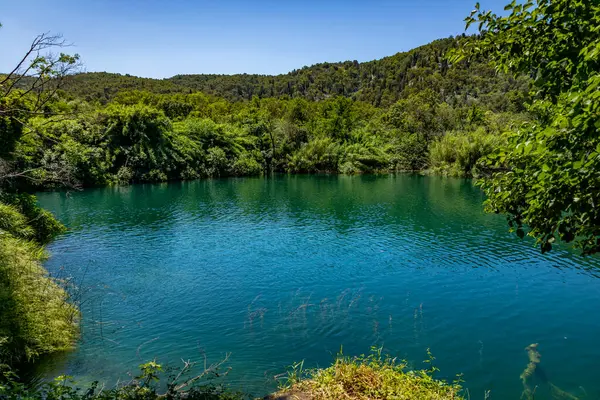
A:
[205,147,230,177]
[287,138,342,173]
[0,233,78,364]
[0,203,35,240]
[388,132,429,171]
[338,143,389,174]
[274,348,463,400]
[231,153,262,176]
[0,193,66,244]
[115,166,134,185]
[429,128,503,176]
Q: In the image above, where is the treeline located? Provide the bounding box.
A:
[60,36,528,108]
[3,35,532,190]
[13,87,528,188]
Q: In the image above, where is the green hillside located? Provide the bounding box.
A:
[61,36,528,110]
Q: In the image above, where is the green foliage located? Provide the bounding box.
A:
[231,153,262,176]
[0,35,532,189]
[0,230,78,364]
[101,104,173,182]
[0,360,246,400]
[387,132,429,171]
[458,0,600,254]
[59,37,527,110]
[0,203,35,240]
[6,87,527,183]
[275,348,463,400]
[0,92,30,159]
[287,138,342,173]
[0,193,65,244]
[429,128,504,176]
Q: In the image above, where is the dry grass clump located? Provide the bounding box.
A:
[274,349,463,400]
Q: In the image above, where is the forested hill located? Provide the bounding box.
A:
[1,33,534,194]
[61,36,528,109]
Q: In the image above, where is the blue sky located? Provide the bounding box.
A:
[0,0,508,78]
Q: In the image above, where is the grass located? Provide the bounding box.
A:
[272,348,464,400]
[0,201,78,365]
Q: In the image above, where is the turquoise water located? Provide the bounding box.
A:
[37,175,600,399]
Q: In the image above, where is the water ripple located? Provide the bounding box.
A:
[36,175,600,399]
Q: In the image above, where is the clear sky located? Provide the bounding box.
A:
[0,0,509,79]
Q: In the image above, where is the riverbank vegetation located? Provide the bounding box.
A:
[0,0,598,396]
[0,27,81,368]
[0,350,462,400]
[272,349,463,400]
[3,35,531,192]
[1,359,245,399]
[458,0,600,254]
[0,197,77,364]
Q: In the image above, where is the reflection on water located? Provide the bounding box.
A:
[36,175,600,398]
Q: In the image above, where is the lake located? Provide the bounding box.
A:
[36,175,600,399]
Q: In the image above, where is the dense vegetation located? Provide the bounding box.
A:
[0,350,462,400]
[3,36,532,191]
[0,195,77,364]
[0,28,81,367]
[1,0,599,396]
[459,0,600,254]
[11,92,529,187]
[272,348,463,400]
[57,37,529,108]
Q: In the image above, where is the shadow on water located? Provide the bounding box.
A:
[12,351,71,388]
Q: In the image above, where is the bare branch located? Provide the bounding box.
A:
[0,32,70,87]
[168,352,232,394]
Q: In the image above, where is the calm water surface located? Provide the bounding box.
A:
[37,175,600,399]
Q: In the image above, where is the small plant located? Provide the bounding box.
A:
[280,359,305,390]
[0,356,247,400]
[275,347,464,400]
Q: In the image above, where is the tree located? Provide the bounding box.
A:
[0,24,81,189]
[454,0,600,254]
[0,25,81,365]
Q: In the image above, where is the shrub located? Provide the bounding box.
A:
[0,203,35,240]
[287,138,342,173]
[429,128,503,176]
[0,193,66,244]
[0,234,78,364]
[231,154,262,176]
[339,143,389,174]
[274,348,464,400]
[388,132,429,171]
[115,166,134,184]
[205,147,230,177]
